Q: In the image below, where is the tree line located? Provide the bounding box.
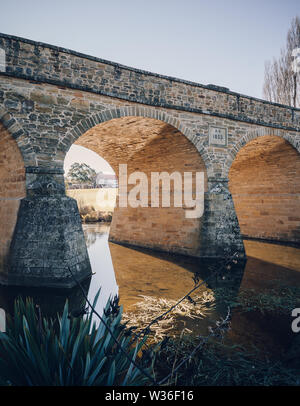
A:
[263,16,300,108]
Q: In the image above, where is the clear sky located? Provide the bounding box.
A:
[64,145,114,175]
[1,0,299,173]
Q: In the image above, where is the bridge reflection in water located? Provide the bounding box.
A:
[0,223,299,359]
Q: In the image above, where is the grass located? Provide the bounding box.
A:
[122,292,215,341]
[123,285,300,386]
[214,285,300,315]
[154,336,300,386]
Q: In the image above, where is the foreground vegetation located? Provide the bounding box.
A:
[154,337,300,386]
[0,292,154,386]
[0,284,299,386]
[124,284,300,386]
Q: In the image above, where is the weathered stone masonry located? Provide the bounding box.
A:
[0,33,299,287]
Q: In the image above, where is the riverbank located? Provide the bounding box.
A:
[66,187,116,223]
[81,209,113,223]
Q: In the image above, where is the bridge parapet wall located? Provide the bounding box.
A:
[0,33,299,131]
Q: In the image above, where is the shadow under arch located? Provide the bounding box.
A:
[63,112,209,258]
[228,132,300,245]
[224,127,300,175]
[57,106,209,172]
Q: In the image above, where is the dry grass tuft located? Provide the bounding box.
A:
[123,291,215,341]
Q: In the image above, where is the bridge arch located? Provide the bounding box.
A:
[63,110,209,257]
[225,127,300,176]
[228,132,300,244]
[56,106,210,173]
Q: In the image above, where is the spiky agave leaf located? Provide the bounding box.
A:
[0,292,154,386]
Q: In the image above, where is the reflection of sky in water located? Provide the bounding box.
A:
[83,224,118,317]
[83,223,226,332]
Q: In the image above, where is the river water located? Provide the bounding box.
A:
[0,222,299,359]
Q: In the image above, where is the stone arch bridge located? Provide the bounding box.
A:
[0,33,299,288]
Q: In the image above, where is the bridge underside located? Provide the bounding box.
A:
[73,116,248,263]
[0,115,249,288]
[75,116,209,257]
[0,111,299,288]
[229,135,300,244]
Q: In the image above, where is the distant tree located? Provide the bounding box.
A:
[67,163,97,185]
[263,16,300,108]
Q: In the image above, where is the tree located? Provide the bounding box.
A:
[263,16,300,108]
[67,162,97,185]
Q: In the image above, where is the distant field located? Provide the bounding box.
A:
[67,188,117,212]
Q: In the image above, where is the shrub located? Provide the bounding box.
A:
[0,291,154,386]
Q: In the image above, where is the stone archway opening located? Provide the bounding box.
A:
[0,122,26,277]
[65,145,117,224]
[229,135,300,244]
[69,116,208,257]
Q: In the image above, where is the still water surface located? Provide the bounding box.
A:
[85,224,300,355]
[0,223,299,358]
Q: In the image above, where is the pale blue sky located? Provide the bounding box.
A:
[1,0,299,173]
